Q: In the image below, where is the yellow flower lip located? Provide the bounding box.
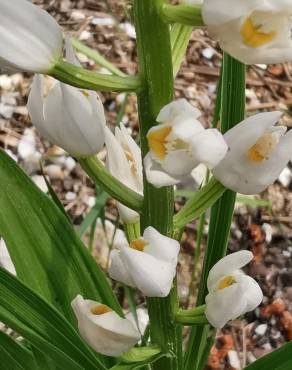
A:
[218,275,236,290]
[130,238,148,252]
[240,17,276,48]
[91,304,112,315]
[147,126,172,160]
[247,132,279,162]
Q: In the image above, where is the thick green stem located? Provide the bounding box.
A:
[162,4,204,26]
[79,156,143,212]
[134,1,182,369]
[184,54,246,370]
[50,60,141,92]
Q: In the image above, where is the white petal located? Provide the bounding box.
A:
[71,295,140,356]
[27,75,46,131]
[125,308,149,335]
[144,152,181,188]
[109,250,136,288]
[162,150,196,177]
[120,247,176,297]
[212,112,292,194]
[0,0,63,73]
[143,226,180,265]
[239,275,263,312]
[207,251,253,291]
[157,99,201,123]
[202,0,261,26]
[65,36,81,67]
[205,283,247,329]
[116,203,140,224]
[189,128,228,169]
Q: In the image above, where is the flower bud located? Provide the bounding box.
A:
[0,0,63,73]
[27,42,106,157]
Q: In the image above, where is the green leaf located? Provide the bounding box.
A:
[162,4,204,26]
[171,24,193,77]
[184,54,246,370]
[120,345,161,363]
[0,148,122,320]
[0,331,37,370]
[244,342,292,370]
[173,178,226,231]
[0,268,105,370]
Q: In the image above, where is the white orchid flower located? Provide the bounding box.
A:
[205,251,263,329]
[213,111,292,194]
[144,99,228,188]
[27,39,105,157]
[0,0,63,73]
[109,226,180,297]
[104,124,143,223]
[202,0,292,64]
[71,295,140,356]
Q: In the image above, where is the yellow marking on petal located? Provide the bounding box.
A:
[80,90,90,97]
[130,239,147,252]
[247,133,279,162]
[147,126,172,160]
[240,17,276,48]
[91,304,112,315]
[218,276,237,290]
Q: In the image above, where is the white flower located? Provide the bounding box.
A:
[27,39,105,157]
[104,124,143,223]
[0,0,63,73]
[109,226,180,297]
[144,99,228,188]
[213,111,292,194]
[125,308,149,336]
[205,251,263,329]
[202,0,292,64]
[71,295,140,356]
[181,0,203,4]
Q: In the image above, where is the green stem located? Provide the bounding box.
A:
[50,60,141,92]
[71,39,126,77]
[184,54,246,370]
[177,305,206,317]
[162,4,204,26]
[79,156,143,212]
[134,1,182,369]
[173,177,226,232]
[124,222,141,243]
[175,315,208,326]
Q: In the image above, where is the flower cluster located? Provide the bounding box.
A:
[1,0,291,361]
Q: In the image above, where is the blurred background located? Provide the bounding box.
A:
[0,1,292,369]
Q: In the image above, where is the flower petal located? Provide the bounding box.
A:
[205,283,247,329]
[71,295,140,356]
[207,251,253,291]
[144,152,181,188]
[189,128,228,169]
[109,250,136,288]
[0,0,63,72]
[157,99,201,123]
[120,247,176,297]
[143,226,180,266]
[239,275,263,312]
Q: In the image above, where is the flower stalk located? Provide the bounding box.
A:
[79,156,143,212]
[50,60,141,92]
[134,0,182,368]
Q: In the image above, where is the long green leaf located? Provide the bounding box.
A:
[0,149,122,320]
[184,54,246,370]
[171,24,193,77]
[244,342,292,370]
[0,331,37,370]
[0,268,105,370]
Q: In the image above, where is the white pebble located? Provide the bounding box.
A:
[32,175,48,193]
[18,129,36,160]
[228,350,241,370]
[278,167,292,187]
[65,192,76,202]
[255,324,268,336]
